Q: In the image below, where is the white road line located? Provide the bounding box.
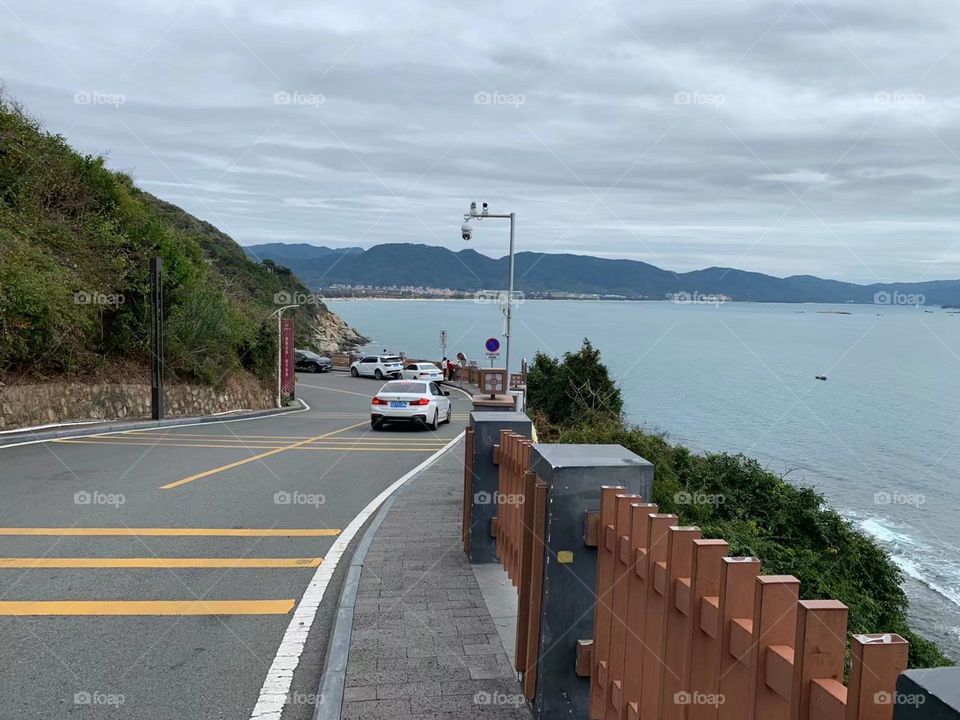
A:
[0,399,312,451]
[248,430,465,720]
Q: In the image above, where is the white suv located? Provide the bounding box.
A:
[350,355,403,380]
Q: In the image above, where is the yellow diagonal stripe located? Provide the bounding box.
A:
[159,420,369,490]
[0,528,339,537]
[0,600,295,615]
[0,557,322,569]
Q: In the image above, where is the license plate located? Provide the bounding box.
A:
[390,401,406,408]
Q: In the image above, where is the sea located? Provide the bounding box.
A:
[328,298,960,659]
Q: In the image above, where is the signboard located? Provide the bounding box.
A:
[280,317,295,397]
[484,337,501,354]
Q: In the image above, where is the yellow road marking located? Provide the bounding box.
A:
[55,439,444,452]
[158,420,369,490]
[0,557,322,569]
[118,432,450,443]
[0,600,295,615]
[0,528,339,537]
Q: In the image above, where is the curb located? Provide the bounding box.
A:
[0,399,308,450]
[311,432,465,720]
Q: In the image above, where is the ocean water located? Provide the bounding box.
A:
[328,299,960,658]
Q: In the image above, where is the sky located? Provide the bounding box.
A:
[3,0,960,283]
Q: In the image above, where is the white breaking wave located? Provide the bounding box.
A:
[856,515,960,610]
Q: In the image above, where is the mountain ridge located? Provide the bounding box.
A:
[243,242,960,305]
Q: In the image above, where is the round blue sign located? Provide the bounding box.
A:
[484,337,501,353]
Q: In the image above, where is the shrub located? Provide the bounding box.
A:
[529,341,952,668]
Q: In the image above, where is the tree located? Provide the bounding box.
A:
[526,338,623,427]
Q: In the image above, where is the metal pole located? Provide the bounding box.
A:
[149,257,164,420]
[505,212,515,377]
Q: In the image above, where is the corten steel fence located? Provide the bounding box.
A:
[468,433,913,720]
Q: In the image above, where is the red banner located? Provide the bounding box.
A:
[280,317,295,396]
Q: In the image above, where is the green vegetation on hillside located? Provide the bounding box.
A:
[0,90,351,384]
[527,340,952,669]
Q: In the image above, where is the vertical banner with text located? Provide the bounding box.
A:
[280,317,295,398]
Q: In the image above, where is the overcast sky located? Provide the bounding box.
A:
[3,0,960,282]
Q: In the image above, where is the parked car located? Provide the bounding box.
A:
[294,350,333,373]
[350,354,403,380]
[400,362,443,382]
[370,380,452,430]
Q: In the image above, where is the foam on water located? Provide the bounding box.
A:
[857,515,960,610]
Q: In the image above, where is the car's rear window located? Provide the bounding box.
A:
[383,382,426,394]
[382,356,402,363]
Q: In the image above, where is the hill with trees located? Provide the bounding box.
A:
[0,90,364,386]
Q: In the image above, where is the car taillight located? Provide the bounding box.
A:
[408,397,430,406]
[372,397,388,405]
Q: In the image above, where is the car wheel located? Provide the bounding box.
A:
[371,417,383,430]
[445,405,452,424]
[374,369,383,380]
[310,363,320,373]
[350,367,359,377]
[427,409,439,431]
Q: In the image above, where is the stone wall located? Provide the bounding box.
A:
[0,373,274,431]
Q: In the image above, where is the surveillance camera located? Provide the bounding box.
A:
[481,202,489,215]
[461,221,473,241]
[469,201,478,217]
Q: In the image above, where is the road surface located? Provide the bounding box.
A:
[0,371,467,719]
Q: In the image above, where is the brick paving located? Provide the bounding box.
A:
[341,439,533,720]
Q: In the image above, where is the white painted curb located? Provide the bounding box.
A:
[248,429,466,720]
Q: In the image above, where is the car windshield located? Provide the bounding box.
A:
[381,356,402,363]
[381,382,426,394]
[418,363,438,370]
[300,351,321,360]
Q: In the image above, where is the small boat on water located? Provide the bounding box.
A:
[815,375,827,381]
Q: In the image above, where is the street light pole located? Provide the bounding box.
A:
[462,203,517,377]
[270,304,299,408]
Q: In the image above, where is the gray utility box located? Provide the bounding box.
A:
[467,411,533,564]
[895,668,960,719]
[529,444,654,720]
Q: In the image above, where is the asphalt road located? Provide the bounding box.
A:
[0,372,467,720]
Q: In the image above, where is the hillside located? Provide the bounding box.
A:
[245,242,960,305]
[0,91,364,385]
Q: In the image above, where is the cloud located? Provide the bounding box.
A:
[3,0,960,282]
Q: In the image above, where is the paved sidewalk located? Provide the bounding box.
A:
[341,439,533,720]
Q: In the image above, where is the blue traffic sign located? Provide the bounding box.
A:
[484,337,501,353]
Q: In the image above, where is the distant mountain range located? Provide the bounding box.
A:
[242,242,960,305]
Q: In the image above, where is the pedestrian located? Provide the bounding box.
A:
[441,357,448,380]
[447,358,457,381]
